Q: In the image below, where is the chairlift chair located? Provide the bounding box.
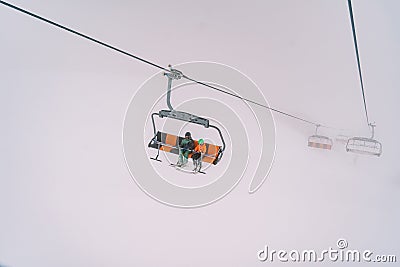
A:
[346,123,382,157]
[147,66,226,166]
[308,125,333,150]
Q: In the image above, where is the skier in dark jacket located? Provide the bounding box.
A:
[177,131,195,166]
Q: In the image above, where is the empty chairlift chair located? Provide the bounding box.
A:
[346,123,382,157]
[308,125,333,150]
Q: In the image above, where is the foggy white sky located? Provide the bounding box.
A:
[0,0,399,266]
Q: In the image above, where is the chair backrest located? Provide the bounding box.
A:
[148,131,222,164]
[308,135,333,150]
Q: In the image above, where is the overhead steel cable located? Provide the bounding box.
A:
[0,0,169,72]
[182,74,318,125]
[347,0,370,125]
[1,0,326,128]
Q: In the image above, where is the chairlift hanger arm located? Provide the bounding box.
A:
[369,123,375,139]
[164,67,183,111]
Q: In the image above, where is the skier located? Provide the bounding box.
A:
[177,131,195,167]
[192,138,206,172]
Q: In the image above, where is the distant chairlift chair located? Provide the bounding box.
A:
[308,125,333,150]
[346,123,382,157]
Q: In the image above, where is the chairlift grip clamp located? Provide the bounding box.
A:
[164,64,183,80]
